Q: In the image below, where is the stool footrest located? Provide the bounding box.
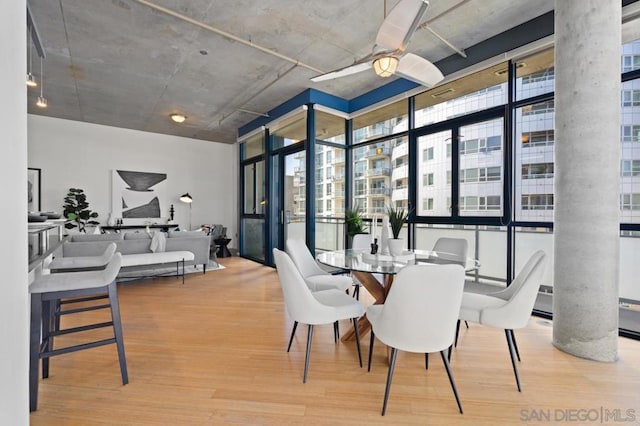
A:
[41,337,116,358]
[51,321,114,337]
[58,303,111,316]
[60,294,109,305]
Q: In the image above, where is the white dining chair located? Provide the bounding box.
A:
[285,239,352,293]
[431,237,469,267]
[273,249,364,383]
[430,237,470,340]
[456,250,546,391]
[367,264,466,416]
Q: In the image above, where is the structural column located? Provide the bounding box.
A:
[553,0,621,361]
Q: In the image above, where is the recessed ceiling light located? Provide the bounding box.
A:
[170,113,186,123]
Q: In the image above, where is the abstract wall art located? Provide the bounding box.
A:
[112,169,167,219]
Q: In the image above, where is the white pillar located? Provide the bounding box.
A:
[0,0,29,423]
[552,0,621,361]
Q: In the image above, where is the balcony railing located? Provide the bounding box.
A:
[365,147,391,157]
[369,187,391,195]
[367,167,391,177]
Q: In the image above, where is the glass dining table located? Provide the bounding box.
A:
[316,248,479,341]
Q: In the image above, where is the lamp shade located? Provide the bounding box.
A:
[373,56,398,77]
[179,193,193,203]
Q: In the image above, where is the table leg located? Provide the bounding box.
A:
[341,272,394,342]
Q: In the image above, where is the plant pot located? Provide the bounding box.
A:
[388,238,404,256]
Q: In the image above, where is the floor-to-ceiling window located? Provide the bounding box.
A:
[268,111,307,258]
[619,39,640,334]
[240,133,266,261]
[314,111,347,252]
[237,40,640,338]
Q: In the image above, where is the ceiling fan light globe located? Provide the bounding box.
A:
[373,56,399,77]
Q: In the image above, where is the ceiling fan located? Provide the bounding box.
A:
[311,0,444,88]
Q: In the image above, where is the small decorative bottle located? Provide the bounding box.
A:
[370,238,379,255]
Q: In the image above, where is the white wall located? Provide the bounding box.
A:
[28,116,238,247]
[1,0,29,424]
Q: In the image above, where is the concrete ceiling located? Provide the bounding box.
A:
[26,0,554,144]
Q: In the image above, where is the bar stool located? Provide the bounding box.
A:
[48,243,117,331]
[49,242,117,273]
[29,253,127,412]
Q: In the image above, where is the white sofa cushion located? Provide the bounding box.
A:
[120,251,194,267]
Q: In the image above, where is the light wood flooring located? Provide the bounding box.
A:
[30,256,640,425]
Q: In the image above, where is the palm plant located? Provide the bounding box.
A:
[345,205,367,238]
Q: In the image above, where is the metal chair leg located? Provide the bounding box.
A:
[510,329,521,362]
[303,325,314,383]
[425,353,429,370]
[29,293,42,412]
[454,319,461,347]
[505,329,521,392]
[108,281,128,385]
[440,350,463,414]
[353,318,362,368]
[333,321,339,344]
[287,321,298,352]
[368,330,375,372]
[41,300,52,379]
[381,347,398,416]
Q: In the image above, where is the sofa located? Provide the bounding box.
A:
[60,230,214,275]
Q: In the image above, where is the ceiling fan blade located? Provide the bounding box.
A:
[396,52,444,88]
[376,0,430,52]
[311,61,372,82]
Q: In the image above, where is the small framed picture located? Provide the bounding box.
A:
[28,168,41,212]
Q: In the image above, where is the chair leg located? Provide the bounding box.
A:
[454,319,461,348]
[505,329,521,392]
[368,330,375,372]
[303,325,314,383]
[353,284,360,300]
[465,320,469,328]
[440,350,463,414]
[425,353,429,370]
[353,318,362,368]
[333,321,339,344]
[287,321,298,352]
[510,329,521,362]
[41,300,52,379]
[447,344,453,362]
[108,282,128,385]
[381,347,398,416]
[29,293,42,412]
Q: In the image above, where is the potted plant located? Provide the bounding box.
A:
[386,205,410,256]
[345,205,367,247]
[63,188,99,233]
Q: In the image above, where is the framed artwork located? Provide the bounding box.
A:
[28,168,41,212]
[111,169,167,220]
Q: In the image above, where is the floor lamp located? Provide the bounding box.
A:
[179,193,193,230]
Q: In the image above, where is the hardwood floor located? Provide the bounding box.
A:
[30,257,640,425]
